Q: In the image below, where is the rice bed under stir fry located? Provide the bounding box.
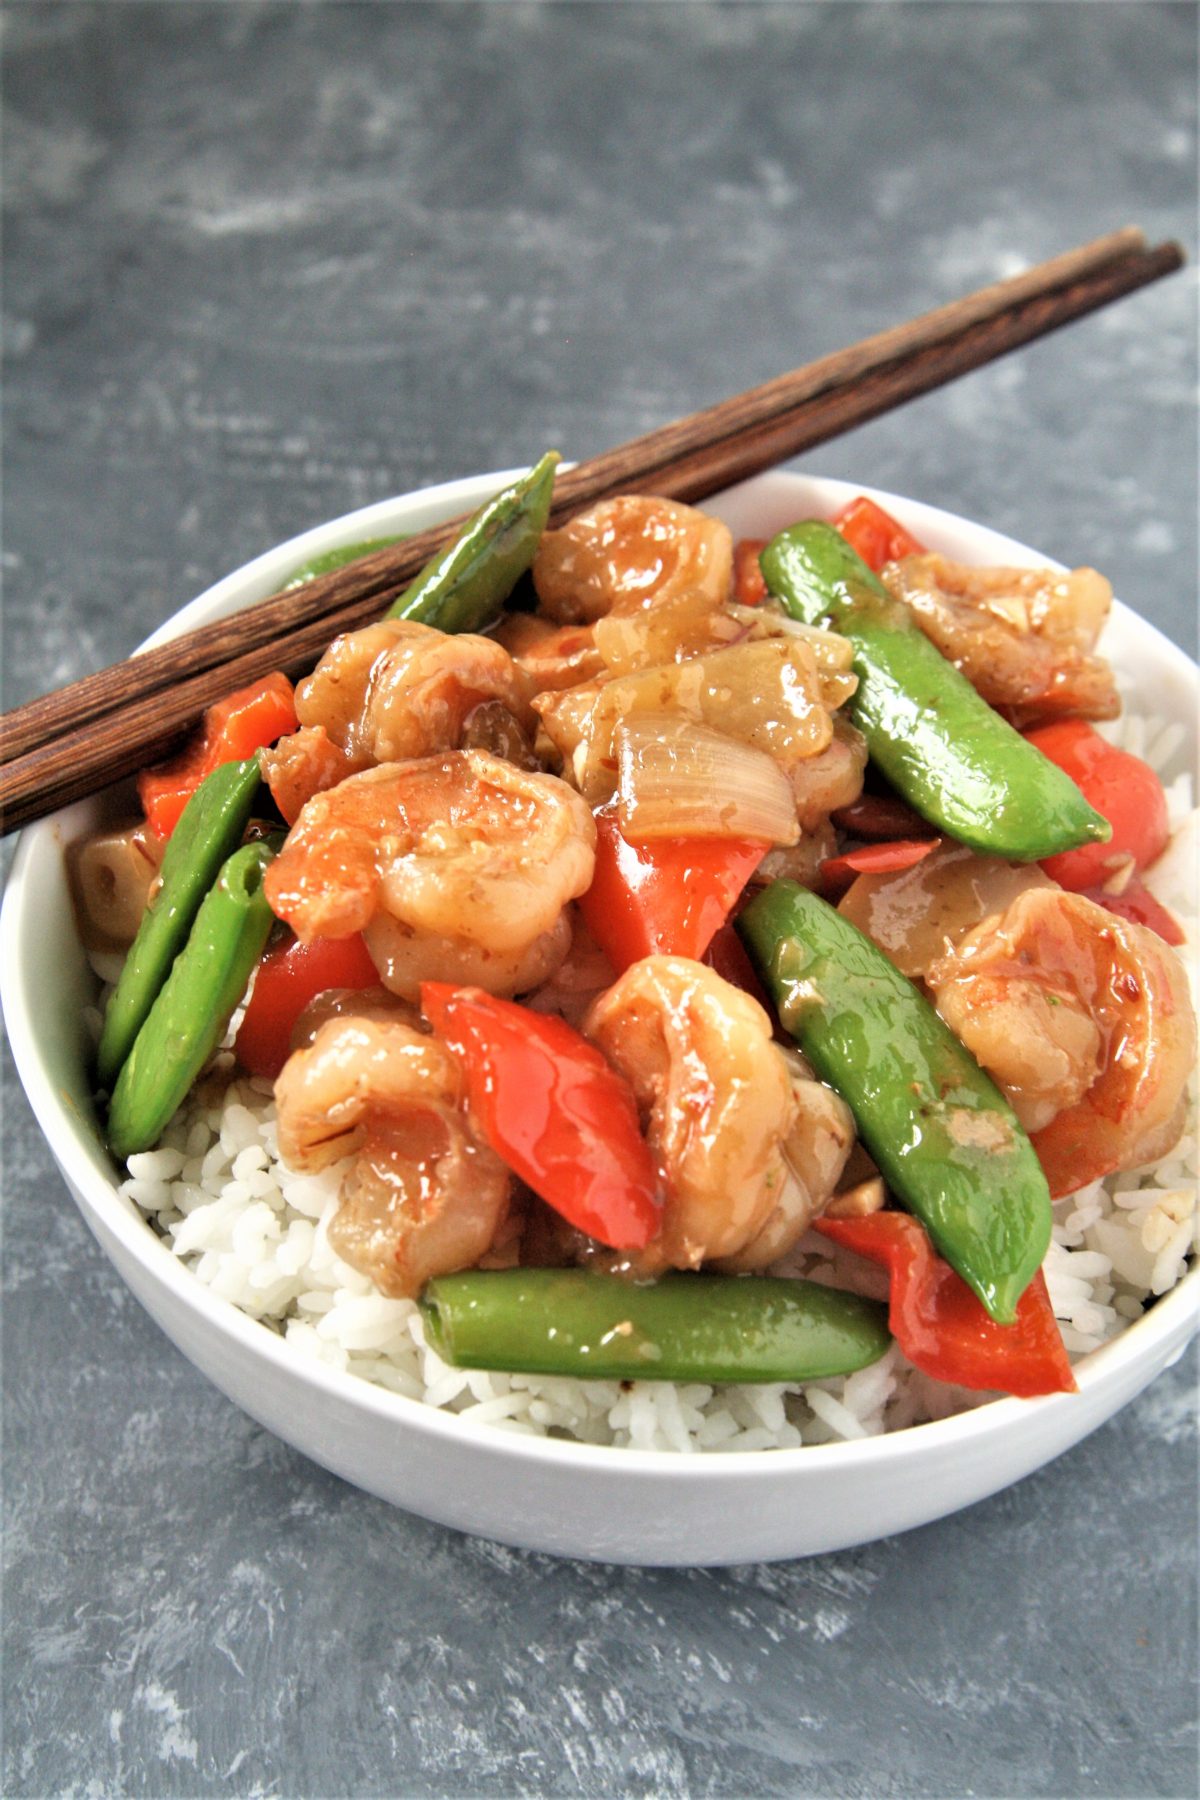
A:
[113,704,1198,1454]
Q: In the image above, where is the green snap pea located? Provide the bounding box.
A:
[420,1268,891,1384]
[96,757,264,1090]
[106,840,277,1160]
[284,535,405,589]
[387,450,560,634]
[737,880,1052,1324]
[760,522,1111,861]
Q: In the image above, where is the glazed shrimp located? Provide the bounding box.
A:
[491,614,606,694]
[262,619,534,817]
[926,888,1196,1197]
[532,495,732,626]
[712,1056,856,1273]
[584,957,850,1270]
[298,618,533,761]
[275,1014,511,1297]
[882,553,1119,727]
[264,750,596,1000]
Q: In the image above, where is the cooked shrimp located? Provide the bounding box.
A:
[491,614,606,694]
[296,617,534,765]
[788,717,868,832]
[583,957,843,1270]
[883,553,1119,726]
[712,1055,856,1272]
[927,888,1196,1196]
[260,724,355,824]
[838,840,1055,978]
[290,985,422,1051]
[522,910,618,1030]
[532,495,732,626]
[275,1014,511,1297]
[365,908,575,1007]
[264,750,596,999]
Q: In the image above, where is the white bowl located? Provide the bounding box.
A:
[3,469,1197,1566]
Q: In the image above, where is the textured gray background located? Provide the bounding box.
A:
[2,4,1197,1797]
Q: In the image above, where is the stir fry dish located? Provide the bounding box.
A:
[72,463,1197,1427]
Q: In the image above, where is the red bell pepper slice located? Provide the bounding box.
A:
[577,808,763,975]
[139,672,299,840]
[815,1211,1076,1397]
[820,837,939,899]
[732,538,770,605]
[421,983,661,1251]
[234,930,380,1080]
[1023,720,1171,893]
[831,495,927,573]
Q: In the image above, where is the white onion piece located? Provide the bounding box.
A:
[616,712,800,845]
[728,604,857,672]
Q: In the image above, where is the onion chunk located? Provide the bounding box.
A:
[616,712,800,845]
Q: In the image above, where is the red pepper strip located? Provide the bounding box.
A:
[820,837,939,900]
[815,1212,1076,1397]
[1023,720,1171,893]
[831,495,927,573]
[421,983,661,1251]
[577,808,764,975]
[139,672,299,840]
[1079,875,1186,947]
[234,930,381,1079]
[732,537,770,605]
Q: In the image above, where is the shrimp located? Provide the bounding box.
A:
[522,910,618,1030]
[788,717,868,832]
[275,1014,511,1297]
[583,956,850,1270]
[532,495,732,626]
[291,985,423,1050]
[264,750,596,1000]
[837,840,1055,979]
[491,614,606,694]
[301,615,532,763]
[882,553,1119,727]
[712,1056,856,1273]
[260,725,355,825]
[926,888,1196,1197]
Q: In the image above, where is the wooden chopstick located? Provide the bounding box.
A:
[0,227,1183,834]
[0,224,1157,769]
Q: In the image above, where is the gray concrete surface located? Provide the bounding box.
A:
[2,4,1196,1796]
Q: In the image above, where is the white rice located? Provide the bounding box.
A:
[111,701,1198,1454]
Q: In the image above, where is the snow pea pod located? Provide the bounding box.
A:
[284,535,404,589]
[96,756,263,1090]
[737,880,1052,1324]
[107,839,277,1159]
[420,1268,890,1383]
[759,522,1111,861]
[387,451,560,634]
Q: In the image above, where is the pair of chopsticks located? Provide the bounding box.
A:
[0,225,1184,835]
